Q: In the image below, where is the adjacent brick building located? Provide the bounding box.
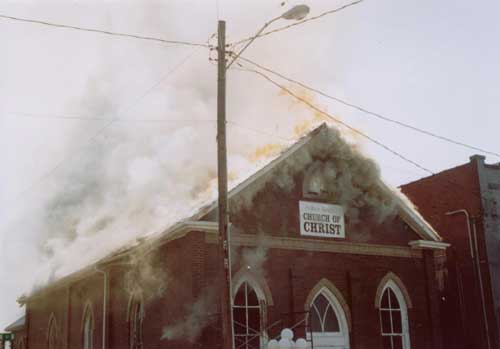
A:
[15,125,449,349]
[401,155,500,349]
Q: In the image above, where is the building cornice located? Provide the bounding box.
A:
[206,232,423,259]
[408,240,450,250]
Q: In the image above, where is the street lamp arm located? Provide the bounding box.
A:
[225,16,281,70]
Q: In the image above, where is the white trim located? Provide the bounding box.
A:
[156,220,219,244]
[375,272,413,309]
[378,280,411,349]
[380,183,442,242]
[232,279,268,349]
[46,313,59,348]
[233,276,267,305]
[80,300,95,333]
[207,233,422,259]
[186,124,442,242]
[126,294,145,322]
[82,305,94,349]
[307,287,350,348]
[232,269,273,306]
[408,240,450,250]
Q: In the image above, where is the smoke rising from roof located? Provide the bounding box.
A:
[0,0,383,328]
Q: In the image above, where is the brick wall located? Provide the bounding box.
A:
[25,169,445,349]
[401,157,498,348]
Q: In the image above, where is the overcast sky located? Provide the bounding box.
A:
[0,0,499,329]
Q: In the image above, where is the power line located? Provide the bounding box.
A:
[236,63,488,205]
[6,109,292,144]
[236,55,500,158]
[228,0,364,46]
[0,13,208,48]
[227,120,292,142]
[6,112,216,123]
[234,65,435,176]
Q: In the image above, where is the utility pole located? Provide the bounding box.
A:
[214,7,309,347]
[217,20,234,349]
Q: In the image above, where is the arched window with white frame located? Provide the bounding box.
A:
[82,304,94,349]
[378,280,411,349]
[47,314,58,349]
[18,336,26,349]
[128,295,144,349]
[233,281,265,349]
[306,286,350,348]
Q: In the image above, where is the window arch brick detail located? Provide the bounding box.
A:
[126,293,145,322]
[46,312,60,349]
[127,293,144,349]
[304,278,352,331]
[46,313,59,341]
[80,300,95,333]
[375,272,413,309]
[232,268,274,306]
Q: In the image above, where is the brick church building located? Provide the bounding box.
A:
[14,125,449,349]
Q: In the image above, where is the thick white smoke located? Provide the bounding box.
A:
[0,0,366,328]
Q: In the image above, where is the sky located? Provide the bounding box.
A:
[0,0,499,329]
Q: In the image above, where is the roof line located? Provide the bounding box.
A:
[20,221,219,302]
[190,124,328,220]
[191,123,441,241]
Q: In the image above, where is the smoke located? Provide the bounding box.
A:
[230,126,398,240]
[123,245,169,302]
[161,286,218,343]
[240,242,268,278]
[232,231,270,289]
[0,0,377,329]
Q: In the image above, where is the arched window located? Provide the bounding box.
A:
[302,161,337,197]
[82,305,94,349]
[47,315,58,349]
[378,281,410,349]
[18,336,26,349]
[310,292,340,333]
[233,281,263,349]
[307,287,349,348]
[129,296,144,349]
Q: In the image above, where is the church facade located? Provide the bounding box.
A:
[18,125,449,349]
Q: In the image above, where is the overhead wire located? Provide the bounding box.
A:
[232,64,435,176]
[228,0,364,46]
[7,112,216,123]
[236,55,500,158]
[7,111,292,141]
[0,13,208,48]
[232,62,495,204]
[5,110,422,176]
[227,120,293,142]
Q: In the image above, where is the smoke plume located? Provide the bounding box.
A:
[161,286,218,343]
[231,126,398,236]
[0,0,388,329]
[123,245,169,302]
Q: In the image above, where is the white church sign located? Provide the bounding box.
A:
[299,201,345,238]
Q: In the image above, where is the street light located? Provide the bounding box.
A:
[281,4,310,20]
[216,5,310,349]
[226,4,310,69]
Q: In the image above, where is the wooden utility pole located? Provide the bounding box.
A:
[217,20,234,349]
